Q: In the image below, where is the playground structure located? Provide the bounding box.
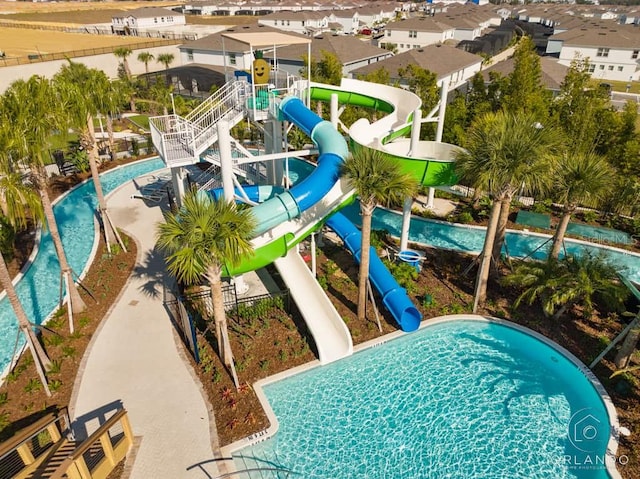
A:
[149,32,461,365]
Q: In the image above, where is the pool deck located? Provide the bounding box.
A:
[69,179,223,479]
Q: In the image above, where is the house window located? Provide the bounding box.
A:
[154,18,158,24]
[588,64,596,73]
[599,64,605,70]
[302,21,305,26]
[386,30,391,36]
[161,17,165,23]
[633,50,639,59]
[596,47,609,57]
[413,45,419,49]
[608,65,614,70]
[409,30,417,38]
[187,49,193,61]
[618,66,624,71]
[287,20,290,26]
[229,53,236,65]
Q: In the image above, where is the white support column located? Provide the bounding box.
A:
[170,167,186,208]
[400,197,412,251]
[408,108,422,157]
[428,78,450,209]
[310,233,317,278]
[330,94,339,129]
[435,77,450,143]
[218,120,235,203]
[427,187,435,209]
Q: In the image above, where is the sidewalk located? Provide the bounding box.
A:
[69,179,221,479]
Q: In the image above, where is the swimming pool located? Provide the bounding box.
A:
[233,318,617,479]
[0,158,165,376]
[341,203,640,284]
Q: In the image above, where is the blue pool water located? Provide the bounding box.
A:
[0,158,165,375]
[236,320,612,479]
[341,203,640,284]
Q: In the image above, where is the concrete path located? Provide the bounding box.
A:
[70,178,220,479]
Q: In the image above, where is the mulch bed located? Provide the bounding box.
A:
[2,171,639,478]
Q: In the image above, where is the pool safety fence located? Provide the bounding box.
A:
[174,285,291,363]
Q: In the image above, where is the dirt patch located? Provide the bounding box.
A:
[0,26,164,58]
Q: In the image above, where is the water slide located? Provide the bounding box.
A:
[326,212,422,332]
[215,79,458,361]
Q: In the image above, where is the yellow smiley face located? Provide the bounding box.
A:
[253,58,269,84]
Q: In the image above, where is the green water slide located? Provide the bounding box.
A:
[226,79,460,275]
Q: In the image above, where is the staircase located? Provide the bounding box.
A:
[150,80,250,168]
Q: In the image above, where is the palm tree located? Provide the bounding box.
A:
[137,51,154,74]
[502,253,627,320]
[113,47,133,79]
[156,53,175,87]
[455,110,562,311]
[341,148,418,321]
[549,152,612,260]
[2,76,87,323]
[53,62,125,253]
[156,190,256,388]
[0,127,51,395]
[104,79,129,161]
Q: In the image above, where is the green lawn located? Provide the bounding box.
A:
[603,79,640,94]
[127,115,150,131]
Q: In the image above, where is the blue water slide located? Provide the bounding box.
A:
[246,96,349,236]
[209,185,283,203]
[326,212,422,332]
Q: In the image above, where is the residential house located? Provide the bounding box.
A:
[481,56,569,95]
[264,33,393,76]
[258,11,330,36]
[328,9,359,35]
[112,7,186,36]
[382,17,455,53]
[177,24,391,79]
[178,24,294,74]
[350,43,483,90]
[547,24,640,81]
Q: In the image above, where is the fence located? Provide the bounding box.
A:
[0,36,180,68]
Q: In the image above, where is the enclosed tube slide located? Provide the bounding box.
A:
[326,212,422,332]
[244,96,349,236]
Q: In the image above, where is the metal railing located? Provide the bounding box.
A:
[150,80,248,167]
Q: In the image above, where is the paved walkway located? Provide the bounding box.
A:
[69,179,221,479]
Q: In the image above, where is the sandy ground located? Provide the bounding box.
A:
[0,26,164,57]
[0,1,182,15]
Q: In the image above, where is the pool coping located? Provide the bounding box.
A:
[221,314,623,479]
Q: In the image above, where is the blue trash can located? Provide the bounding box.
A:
[397,250,423,272]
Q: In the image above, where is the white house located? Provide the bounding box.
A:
[547,24,640,81]
[328,9,360,35]
[258,11,330,36]
[350,43,483,91]
[382,17,456,53]
[264,34,393,76]
[177,24,391,78]
[111,7,186,36]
